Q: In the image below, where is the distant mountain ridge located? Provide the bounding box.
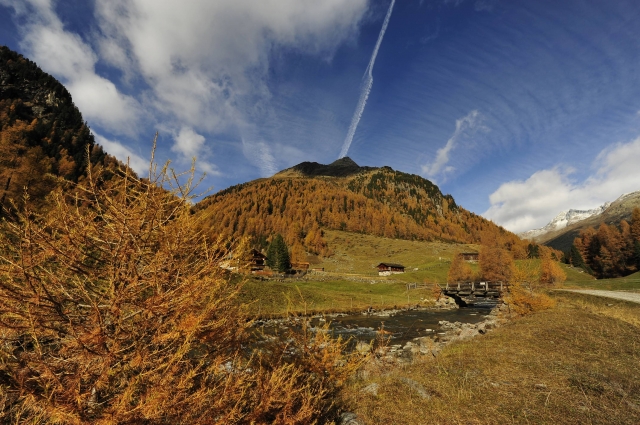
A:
[274,157,377,178]
[1,46,530,260]
[523,191,640,252]
[519,203,611,240]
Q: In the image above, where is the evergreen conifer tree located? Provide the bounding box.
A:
[569,244,591,273]
[266,233,290,272]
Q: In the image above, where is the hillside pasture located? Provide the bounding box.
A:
[315,230,480,283]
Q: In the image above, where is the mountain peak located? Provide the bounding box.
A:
[274,157,376,178]
[329,157,359,167]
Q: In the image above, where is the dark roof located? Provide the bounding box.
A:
[376,263,406,268]
[250,249,267,258]
[460,252,479,255]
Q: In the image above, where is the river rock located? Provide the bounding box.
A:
[434,296,458,309]
[355,341,371,354]
[457,327,479,340]
[339,412,365,425]
[399,377,431,399]
[361,382,379,396]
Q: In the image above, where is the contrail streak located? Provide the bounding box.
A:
[339,0,395,159]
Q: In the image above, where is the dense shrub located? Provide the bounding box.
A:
[0,152,363,424]
[505,260,555,315]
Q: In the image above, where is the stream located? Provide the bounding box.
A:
[256,304,497,348]
[314,307,493,346]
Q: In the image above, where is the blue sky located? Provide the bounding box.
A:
[2,0,640,233]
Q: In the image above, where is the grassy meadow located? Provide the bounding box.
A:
[239,278,437,317]
[238,234,640,422]
[315,229,480,282]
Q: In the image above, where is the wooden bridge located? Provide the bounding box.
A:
[437,281,509,306]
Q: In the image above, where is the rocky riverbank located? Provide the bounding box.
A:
[362,302,509,366]
[338,302,512,424]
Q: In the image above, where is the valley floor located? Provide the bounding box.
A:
[340,292,640,424]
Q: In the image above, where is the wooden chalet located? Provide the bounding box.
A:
[249,249,267,272]
[291,262,310,272]
[376,262,405,276]
[461,252,479,262]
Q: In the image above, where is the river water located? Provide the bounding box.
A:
[308,305,495,347]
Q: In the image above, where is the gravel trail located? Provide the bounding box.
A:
[557,289,640,304]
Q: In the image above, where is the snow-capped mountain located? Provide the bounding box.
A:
[519,203,611,240]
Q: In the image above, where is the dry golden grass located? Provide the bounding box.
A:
[342,293,640,424]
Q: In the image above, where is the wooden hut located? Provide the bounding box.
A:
[291,262,310,273]
[376,262,405,276]
[461,252,479,262]
[249,249,267,272]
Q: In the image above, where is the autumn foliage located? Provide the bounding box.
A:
[539,251,566,284]
[0,156,364,424]
[447,252,474,283]
[195,168,530,258]
[500,259,555,315]
[0,46,119,216]
[572,209,640,278]
[478,247,515,282]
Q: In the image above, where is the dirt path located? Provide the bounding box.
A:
[558,289,640,304]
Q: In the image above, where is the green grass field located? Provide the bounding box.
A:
[563,269,640,291]
[238,277,436,317]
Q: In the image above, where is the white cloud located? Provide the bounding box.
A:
[67,75,142,133]
[422,110,482,181]
[92,0,369,170]
[242,138,278,177]
[172,127,206,158]
[483,136,640,233]
[92,131,148,175]
[94,0,369,133]
[171,127,221,176]
[3,0,369,173]
[3,0,141,135]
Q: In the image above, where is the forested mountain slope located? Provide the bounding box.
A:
[0,46,119,213]
[195,162,527,257]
